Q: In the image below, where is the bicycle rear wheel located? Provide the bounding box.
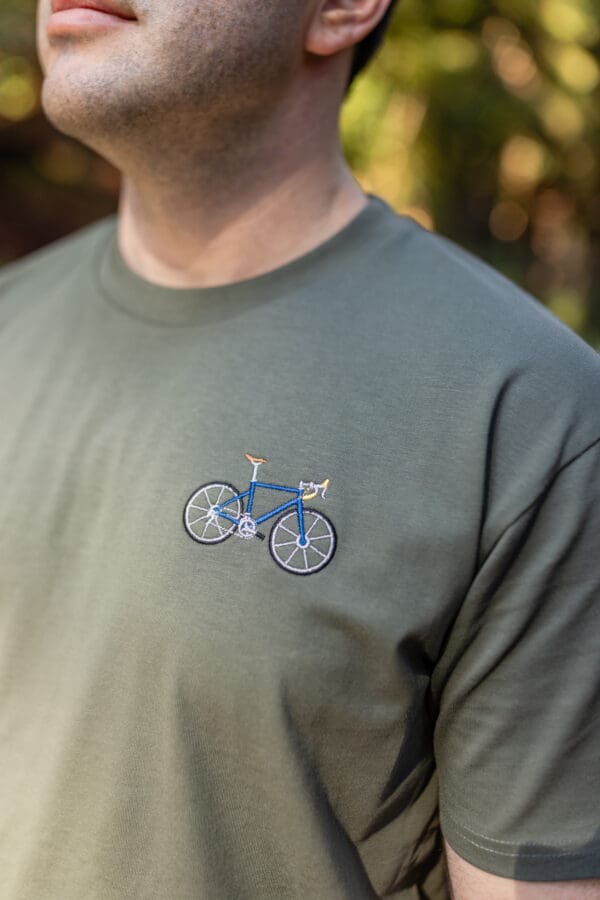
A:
[184,482,242,544]
[269,507,336,575]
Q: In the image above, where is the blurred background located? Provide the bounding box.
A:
[1,0,599,347]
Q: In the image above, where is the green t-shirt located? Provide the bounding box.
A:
[1,195,599,899]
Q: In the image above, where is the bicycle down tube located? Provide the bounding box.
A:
[217,482,307,543]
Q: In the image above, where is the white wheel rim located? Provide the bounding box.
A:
[270,510,335,574]
[185,484,241,543]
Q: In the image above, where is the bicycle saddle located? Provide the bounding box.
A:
[245,453,268,465]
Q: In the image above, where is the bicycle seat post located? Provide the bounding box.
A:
[245,452,268,483]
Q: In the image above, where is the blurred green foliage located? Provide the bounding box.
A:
[0,0,120,261]
[1,0,599,347]
[344,0,600,346]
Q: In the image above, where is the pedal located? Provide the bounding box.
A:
[256,531,266,541]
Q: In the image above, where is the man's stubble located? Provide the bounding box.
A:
[37,0,308,173]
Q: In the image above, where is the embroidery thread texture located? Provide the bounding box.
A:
[184,453,336,576]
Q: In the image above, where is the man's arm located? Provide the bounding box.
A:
[432,437,600,887]
[445,841,600,899]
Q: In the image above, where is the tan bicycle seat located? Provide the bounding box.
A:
[245,453,268,465]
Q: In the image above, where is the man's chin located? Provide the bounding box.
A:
[40,80,118,156]
[40,76,160,169]
[40,80,87,139]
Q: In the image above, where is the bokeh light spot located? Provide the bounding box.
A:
[551,44,600,94]
[430,31,480,72]
[539,0,600,45]
[547,289,587,332]
[0,56,38,121]
[489,201,529,241]
[537,91,586,142]
[500,136,549,193]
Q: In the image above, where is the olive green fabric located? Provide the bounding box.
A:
[1,195,599,899]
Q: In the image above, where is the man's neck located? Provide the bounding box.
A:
[116,119,367,290]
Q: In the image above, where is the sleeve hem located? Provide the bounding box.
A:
[441,813,600,882]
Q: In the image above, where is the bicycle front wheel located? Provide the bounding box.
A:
[184,482,242,544]
[269,507,336,575]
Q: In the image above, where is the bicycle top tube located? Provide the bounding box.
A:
[251,480,302,496]
[218,482,301,511]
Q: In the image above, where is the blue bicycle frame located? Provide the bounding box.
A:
[216,480,308,543]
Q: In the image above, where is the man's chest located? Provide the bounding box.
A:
[0,308,479,839]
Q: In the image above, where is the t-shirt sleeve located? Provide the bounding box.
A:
[433,437,600,881]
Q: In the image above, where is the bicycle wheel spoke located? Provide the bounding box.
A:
[302,548,309,569]
[311,546,327,559]
[305,517,320,537]
[188,513,209,527]
[309,534,331,541]
[285,547,300,565]
[274,539,297,549]
[213,517,228,537]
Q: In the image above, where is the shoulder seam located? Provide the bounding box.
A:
[482,435,600,564]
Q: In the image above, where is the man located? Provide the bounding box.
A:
[0,0,598,897]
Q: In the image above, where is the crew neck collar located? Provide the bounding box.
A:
[95,194,394,326]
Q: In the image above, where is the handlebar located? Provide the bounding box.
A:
[299,478,330,501]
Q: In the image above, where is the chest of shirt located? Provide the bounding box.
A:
[0,298,482,834]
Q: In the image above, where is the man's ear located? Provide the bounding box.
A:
[305,0,393,58]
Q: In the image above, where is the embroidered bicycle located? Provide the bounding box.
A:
[183,453,337,575]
